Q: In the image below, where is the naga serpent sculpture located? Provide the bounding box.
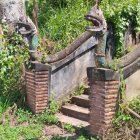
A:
[40,0,108,67]
[0,0,108,67]
[85,0,107,67]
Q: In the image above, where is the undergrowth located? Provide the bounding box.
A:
[109,95,140,139]
[0,22,59,139]
[99,0,140,57]
[0,97,59,139]
[0,22,29,113]
[27,0,92,53]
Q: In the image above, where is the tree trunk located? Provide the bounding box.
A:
[32,0,38,30]
[0,0,38,60]
[0,0,26,25]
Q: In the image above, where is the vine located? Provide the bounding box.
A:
[100,0,140,57]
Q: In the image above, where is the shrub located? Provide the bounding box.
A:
[0,23,29,111]
[100,0,140,57]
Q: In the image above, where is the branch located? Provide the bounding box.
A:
[126,107,140,120]
[32,0,38,30]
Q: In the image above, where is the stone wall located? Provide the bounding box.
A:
[125,70,140,101]
[50,36,97,99]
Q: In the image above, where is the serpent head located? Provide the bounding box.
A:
[85,2,107,33]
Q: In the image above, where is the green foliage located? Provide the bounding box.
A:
[100,0,140,57]
[77,129,101,140]
[111,96,140,139]
[51,133,100,140]
[63,123,75,133]
[129,96,140,115]
[108,58,120,71]
[51,135,69,140]
[76,135,100,140]
[27,0,140,57]
[0,106,59,139]
[0,123,42,140]
[49,96,61,114]
[73,85,85,96]
[0,107,42,140]
[0,23,29,112]
[36,111,59,124]
[28,0,92,52]
[16,109,32,123]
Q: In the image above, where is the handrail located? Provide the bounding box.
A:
[41,31,96,63]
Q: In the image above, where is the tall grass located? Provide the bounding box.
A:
[28,0,93,52]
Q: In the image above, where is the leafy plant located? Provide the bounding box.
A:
[0,107,42,140]
[0,23,29,112]
[129,96,140,115]
[36,111,59,125]
[63,123,75,133]
[49,96,61,114]
[100,0,140,57]
[51,135,70,140]
[72,85,85,96]
[108,58,120,71]
[110,96,140,139]
[27,0,140,57]
[27,0,92,52]
[79,129,101,140]
[16,108,32,123]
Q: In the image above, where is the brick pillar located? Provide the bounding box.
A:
[87,67,119,137]
[25,63,51,114]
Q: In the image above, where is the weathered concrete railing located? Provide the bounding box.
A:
[50,36,97,99]
[25,34,98,113]
[120,43,140,100]
[25,38,140,114]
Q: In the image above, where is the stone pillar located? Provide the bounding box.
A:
[87,67,119,137]
[25,63,51,114]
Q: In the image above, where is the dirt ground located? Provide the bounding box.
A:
[41,125,78,140]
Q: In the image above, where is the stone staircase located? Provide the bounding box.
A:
[56,88,90,129]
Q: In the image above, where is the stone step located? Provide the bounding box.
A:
[71,94,89,108]
[56,113,90,129]
[61,104,90,122]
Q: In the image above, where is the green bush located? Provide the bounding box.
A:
[0,24,29,112]
[28,0,92,52]
[100,0,140,57]
[111,96,140,139]
[129,96,140,115]
[27,0,140,57]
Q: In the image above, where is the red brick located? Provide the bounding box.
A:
[35,106,47,110]
[25,71,35,76]
[35,81,48,85]
[25,70,49,114]
[35,84,48,89]
[35,88,48,92]
[35,74,48,78]
[89,77,119,136]
[94,81,119,85]
[26,82,35,87]
[35,94,48,98]
[36,97,48,101]
[35,71,49,75]
[36,103,47,107]
[35,78,48,82]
